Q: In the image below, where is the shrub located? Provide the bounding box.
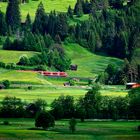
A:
[17,55,30,66]
[69,118,77,133]
[3,121,10,125]
[137,125,140,131]
[35,111,55,129]
[2,80,10,89]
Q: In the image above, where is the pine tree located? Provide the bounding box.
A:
[74,0,83,17]
[3,36,12,50]
[32,2,46,34]
[25,13,31,31]
[56,14,68,40]
[67,5,73,18]
[54,34,62,44]
[6,0,21,32]
[0,11,7,35]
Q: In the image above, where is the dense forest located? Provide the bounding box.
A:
[0,0,140,83]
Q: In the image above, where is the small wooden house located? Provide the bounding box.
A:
[70,65,78,71]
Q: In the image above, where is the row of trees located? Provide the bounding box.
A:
[97,59,140,85]
[0,85,140,120]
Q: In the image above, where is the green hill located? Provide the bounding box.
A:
[0,0,76,20]
[65,43,123,77]
[0,43,123,80]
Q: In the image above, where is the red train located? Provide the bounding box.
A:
[39,71,67,77]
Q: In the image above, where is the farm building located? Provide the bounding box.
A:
[126,83,140,89]
[70,65,78,71]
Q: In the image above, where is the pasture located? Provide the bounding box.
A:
[65,43,123,77]
[0,0,76,20]
[0,85,127,104]
[0,118,140,140]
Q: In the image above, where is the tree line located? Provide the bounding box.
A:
[0,84,140,120]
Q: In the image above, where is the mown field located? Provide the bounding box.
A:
[0,118,140,140]
[0,85,127,104]
[0,0,76,20]
[65,43,123,77]
[0,50,37,64]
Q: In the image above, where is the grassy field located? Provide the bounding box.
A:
[0,0,76,20]
[0,69,47,84]
[0,118,140,140]
[0,85,127,104]
[65,43,123,77]
[0,50,36,63]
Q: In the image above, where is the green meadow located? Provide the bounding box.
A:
[0,118,140,140]
[0,50,36,63]
[0,0,76,20]
[0,85,127,104]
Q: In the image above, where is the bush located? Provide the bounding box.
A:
[137,125,140,131]
[34,65,46,71]
[2,80,10,89]
[69,118,77,133]
[17,55,30,66]
[3,121,10,125]
[35,111,55,130]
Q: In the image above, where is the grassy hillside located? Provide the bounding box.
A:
[0,0,76,20]
[0,69,48,84]
[0,118,140,140]
[0,50,37,64]
[65,43,123,77]
[0,43,123,81]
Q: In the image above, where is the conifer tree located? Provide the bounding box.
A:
[56,14,68,40]
[6,0,21,32]
[0,11,7,35]
[67,5,73,18]
[3,36,12,50]
[32,2,46,34]
[25,13,31,31]
[74,0,83,17]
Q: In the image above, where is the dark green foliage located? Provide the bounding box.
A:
[26,99,47,118]
[0,96,25,118]
[32,2,47,34]
[0,11,7,35]
[35,111,55,129]
[67,5,73,18]
[2,80,10,89]
[17,55,30,66]
[25,13,32,31]
[74,0,83,17]
[129,88,140,119]
[47,44,71,71]
[6,0,21,32]
[69,118,77,133]
[3,36,12,50]
[51,95,75,119]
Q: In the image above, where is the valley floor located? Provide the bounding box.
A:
[0,119,140,140]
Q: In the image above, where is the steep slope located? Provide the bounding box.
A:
[64,43,123,77]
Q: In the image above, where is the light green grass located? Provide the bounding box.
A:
[0,50,37,64]
[0,118,140,140]
[68,14,89,25]
[0,0,76,20]
[0,69,47,84]
[0,85,127,104]
[64,43,123,77]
